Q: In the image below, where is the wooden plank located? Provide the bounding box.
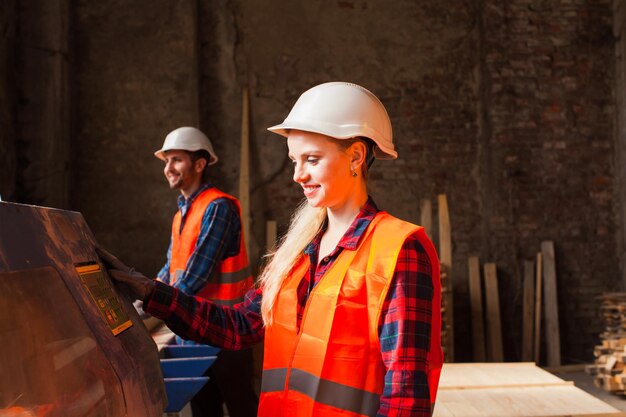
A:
[434,385,624,416]
[420,198,432,238]
[438,194,454,361]
[266,220,277,252]
[484,263,503,361]
[435,362,626,416]
[438,194,452,272]
[542,241,561,367]
[534,252,543,364]
[439,362,569,390]
[468,256,486,361]
[239,86,250,254]
[522,260,535,361]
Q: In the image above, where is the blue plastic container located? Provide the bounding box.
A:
[162,344,220,359]
[164,377,210,412]
[160,356,216,378]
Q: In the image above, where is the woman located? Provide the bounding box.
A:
[101,82,442,417]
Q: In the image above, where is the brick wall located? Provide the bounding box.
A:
[480,0,616,362]
[615,0,626,303]
[72,0,200,275]
[198,0,617,362]
[1,0,619,363]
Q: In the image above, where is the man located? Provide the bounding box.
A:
[154,126,258,417]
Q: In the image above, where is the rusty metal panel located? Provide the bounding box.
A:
[0,201,166,416]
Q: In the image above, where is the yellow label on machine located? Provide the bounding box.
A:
[76,263,133,336]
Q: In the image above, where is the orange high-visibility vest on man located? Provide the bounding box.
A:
[169,187,253,306]
[154,126,258,417]
[259,212,443,417]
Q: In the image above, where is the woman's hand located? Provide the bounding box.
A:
[96,247,156,301]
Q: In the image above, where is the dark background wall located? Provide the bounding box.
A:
[0,0,622,364]
[0,0,17,203]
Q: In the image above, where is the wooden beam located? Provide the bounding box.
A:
[468,256,486,361]
[438,194,452,272]
[534,252,543,364]
[435,363,625,417]
[239,87,250,254]
[542,241,561,367]
[522,260,535,361]
[438,194,454,361]
[420,198,432,238]
[484,263,503,361]
[266,220,277,252]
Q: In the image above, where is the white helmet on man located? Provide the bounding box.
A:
[154,126,218,165]
[268,82,397,159]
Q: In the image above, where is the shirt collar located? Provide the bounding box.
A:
[177,182,214,214]
[304,196,380,255]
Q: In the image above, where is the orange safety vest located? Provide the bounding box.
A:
[259,212,443,417]
[170,187,253,306]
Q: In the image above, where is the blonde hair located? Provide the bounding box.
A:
[258,136,373,326]
[258,200,327,325]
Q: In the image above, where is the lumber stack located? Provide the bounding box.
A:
[467,241,560,365]
[467,257,503,362]
[435,362,626,417]
[587,292,626,394]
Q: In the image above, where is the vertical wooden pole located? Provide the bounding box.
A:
[438,195,452,275]
[522,260,535,361]
[239,87,250,255]
[468,256,486,361]
[420,199,432,238]
[484,262,503,361]
[542,241,561,367]
[533,252,543,364]
[438,194,454,361]
[266,220,277,252]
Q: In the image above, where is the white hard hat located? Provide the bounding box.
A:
[154,126,218,165]
[268,82,396,159]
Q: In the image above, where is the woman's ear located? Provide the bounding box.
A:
[349,141,367,173]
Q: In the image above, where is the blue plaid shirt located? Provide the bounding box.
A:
[157,182,241,295]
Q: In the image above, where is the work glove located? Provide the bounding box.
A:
[96,247,156,301]
[133,300,151,319]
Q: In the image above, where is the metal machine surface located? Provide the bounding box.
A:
[0,202,166,416]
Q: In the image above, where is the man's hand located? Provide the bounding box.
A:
[96,247,156,301]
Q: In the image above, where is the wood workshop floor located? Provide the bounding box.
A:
[552,369,626,411]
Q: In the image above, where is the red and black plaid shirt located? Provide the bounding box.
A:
[145,198,438,416]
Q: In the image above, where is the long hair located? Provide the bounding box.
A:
[258,136,373,326]
[258,200,327,325]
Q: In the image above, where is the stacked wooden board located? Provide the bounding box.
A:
[438,195,454,361]
[420,195,454,361]
[435,363,626,417]
[586,293,626,394]
[467,241,560,365]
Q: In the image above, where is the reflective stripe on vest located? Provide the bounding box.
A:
[170,187,253,305]
[261,368,380,416]
[259,212,443,417]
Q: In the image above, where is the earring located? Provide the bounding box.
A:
[351,170,357,177]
